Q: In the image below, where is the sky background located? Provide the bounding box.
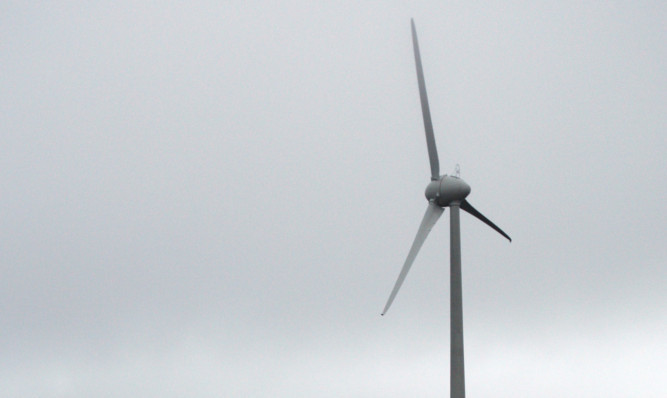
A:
[1,1,665,397]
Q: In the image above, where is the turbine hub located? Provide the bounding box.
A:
[425,175,471,207]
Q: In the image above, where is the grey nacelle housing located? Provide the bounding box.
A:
[425,175,471,206]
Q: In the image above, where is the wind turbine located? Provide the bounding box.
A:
[381,19,511,398]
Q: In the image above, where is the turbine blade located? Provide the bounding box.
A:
[460,199,512,242]
[382,201,444,315]
[411,19,440,181]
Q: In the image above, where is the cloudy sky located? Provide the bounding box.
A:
[1,1,665,397]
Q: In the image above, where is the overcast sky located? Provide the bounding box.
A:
[1,1,665,397]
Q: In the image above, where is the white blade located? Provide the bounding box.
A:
[460,199,512,242]
[412,19,440,181]
[382,202,444,315]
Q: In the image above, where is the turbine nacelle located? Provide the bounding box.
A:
[425,175,471,207]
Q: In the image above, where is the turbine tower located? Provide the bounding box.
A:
[381,20,511,398]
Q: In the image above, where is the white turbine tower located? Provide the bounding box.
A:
[381,19,512,398]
